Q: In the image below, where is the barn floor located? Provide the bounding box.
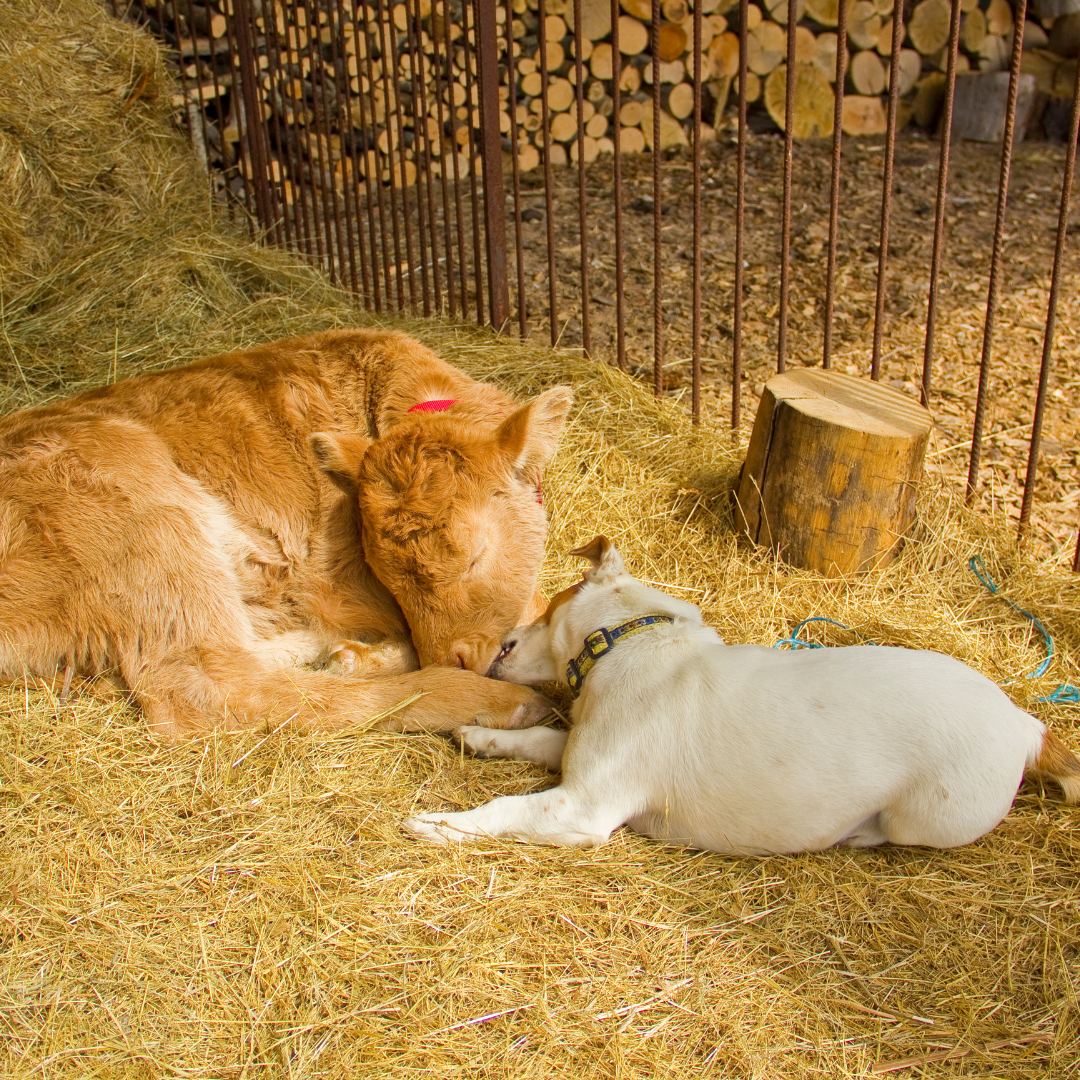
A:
[1,4,1079,1077]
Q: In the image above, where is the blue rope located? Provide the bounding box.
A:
[968,556,1079,705]
[772,561,1079,707]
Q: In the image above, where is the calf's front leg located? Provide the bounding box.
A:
[403,785,623,848]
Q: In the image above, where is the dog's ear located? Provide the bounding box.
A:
[569,535,625,583]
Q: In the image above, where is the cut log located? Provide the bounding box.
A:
[657,21,689,60]
[668,80,696,118]
[848,0,882,48]
[746,3,764,29]
[873,0,894,13]
[621,0,653,18]
[842,93,888,132]
[620,63,643,91]
[947,71,1038,140]
[620,98,645,125]
[620,125,647,151]
[986,0,1013,35]
[547,77,575,111]
[1047,13,1080,54]
[795,25,818,62]
[812,32,846,81]
[898,48,923,94]
[663,0,689,21]
[743,69,763,101]
[851,48,887,94]
[517,141,541,171]
[618,15,650,54]
[733,369,932,577]
[709,30,741,77]
[569,133,600,161]
[640,98,691,147]
[550,111,579,140]
[585,110,610,136]
[748,20,788,75]
[1021,47,1063,94]
[545,13,568,41]
[590,42,615,78]
[961,7,987,52]
[765,62,835,135]
[521,70,544,96]
[765,0,808,22]
[908,0,952,55]
[978,34,1009,72]
[805,0,839,28]
[643,58,688,82]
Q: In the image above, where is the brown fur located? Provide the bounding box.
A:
[0,329,571,741]
[1030,730,1080,804]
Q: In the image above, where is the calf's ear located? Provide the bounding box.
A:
[569,534,626,583]
[311,431,370,497]
[495,386,573,472]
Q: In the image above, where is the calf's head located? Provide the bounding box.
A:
[314,387,572,672]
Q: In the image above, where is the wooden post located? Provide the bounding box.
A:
[733,369,933,577]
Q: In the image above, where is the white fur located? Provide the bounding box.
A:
[403,540,1050,853]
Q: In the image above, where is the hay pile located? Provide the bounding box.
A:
[1,3,1078,1077]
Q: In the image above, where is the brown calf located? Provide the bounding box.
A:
[0,329,571,741]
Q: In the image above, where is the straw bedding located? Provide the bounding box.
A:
[1,3,1078,1077]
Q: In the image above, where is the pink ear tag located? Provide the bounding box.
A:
[537,481,543,506]
[408,399,457,413]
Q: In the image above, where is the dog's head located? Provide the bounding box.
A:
[488,535,700,687]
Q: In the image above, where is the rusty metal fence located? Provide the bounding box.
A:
[113,0,1078,568]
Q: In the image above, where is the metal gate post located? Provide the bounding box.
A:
[230,0,277,238]
[474,0,510,331]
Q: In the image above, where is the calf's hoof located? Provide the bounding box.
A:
[472,687,552,730]
[402,813,474,844]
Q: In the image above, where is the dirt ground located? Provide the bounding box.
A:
[504,129,1080,562]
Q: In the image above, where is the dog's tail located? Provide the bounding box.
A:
[1027,729,1080,804]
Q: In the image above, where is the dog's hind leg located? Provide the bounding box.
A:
[403,785,624,847]
[454,724,568,771]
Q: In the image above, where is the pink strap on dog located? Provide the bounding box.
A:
[408,399,457,413]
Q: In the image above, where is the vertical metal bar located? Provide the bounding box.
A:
[504,0,528,336]
[475,0,510,329]
[231,0,278,236]
[1074,528,1080,573]
[344,4,382,309]
[537,0,560,346]
[691,0,702,422]
[326,0,360,295]
[221,1,256,230]
[334,0,372,302]
[869,0,906,380]
[372,0,406,307]
[361,9,394,306]
[650,0,663,397]
[966,0,1029,503]
[1019,64,1080,539]
[284,2,329,269]
[732,0,748,430]
[572,0,591,354]
[610,0,626,371]
[171,1,195,145]
[431,2,458,318]
[410,0,442,314]
[461,0,486,325]
[442,6,471,321]
[306,0,347,286]
[381,0,418,308]
[262,4,306,253]
[822,0,848,368]
[921,0,963,405]
[403,0,432,315]
[776,0,797,374]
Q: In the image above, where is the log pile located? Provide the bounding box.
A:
[134,0,1077,205]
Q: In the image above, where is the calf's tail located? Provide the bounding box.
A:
[1027,729,1080,805]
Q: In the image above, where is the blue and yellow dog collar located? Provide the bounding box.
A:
[565,614,675,694]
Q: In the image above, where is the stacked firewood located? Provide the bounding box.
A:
[140,0,1077,200]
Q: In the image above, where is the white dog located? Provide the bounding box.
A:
[404,537,1080,853]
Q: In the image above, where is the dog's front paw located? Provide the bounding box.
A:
[454,724,506,759]
[402,812,478,844]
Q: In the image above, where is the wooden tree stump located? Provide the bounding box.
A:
[733,369,933,577]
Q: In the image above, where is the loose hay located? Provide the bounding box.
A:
[1,2,1078,1077]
